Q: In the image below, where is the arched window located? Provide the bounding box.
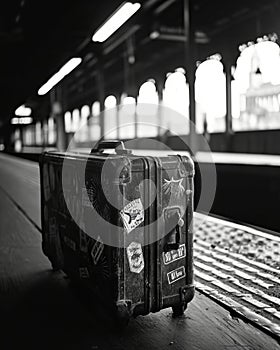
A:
[89,101,101,141]
[72,109,81,142]
[138,80,159,104]
[232,39,280,130]
[195,58,226,133]
[43,120,48,144]
[104,95,117,139]
[119,95,136,139]
[35,122,42,145]
[79,105,90,142]
[162,69,190,135]
[64,111,72,133]
[104,95,117,109]
[48,117,56,145]
[137,80,159,138]
[23,125,34,146]
[72,109,80,132]
[14,128,22,152]
[81,105,90,120]
[92,101,100,117]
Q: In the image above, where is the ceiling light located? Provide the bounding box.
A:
[38,57,82,95]
[11,117,33,125]
[15,104,32,116]
[150,31,160,40]
[92,2,141,43]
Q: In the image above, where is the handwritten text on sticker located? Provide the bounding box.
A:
[163,244,186,265]
[167,266,186,284]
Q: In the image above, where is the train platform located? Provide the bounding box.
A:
[0,153,280,350]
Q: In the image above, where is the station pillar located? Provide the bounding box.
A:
[50,89,66,151]
[224,57,234,151]
[157,78,164,138]
[96,59,105,139]
[224,61,233,134]
[116,93,122,140]
[184,0,197,155]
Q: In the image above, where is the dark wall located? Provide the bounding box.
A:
[194,162,280,234]
[209,130,280,155]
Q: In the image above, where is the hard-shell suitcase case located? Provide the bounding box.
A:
[39,140,195,324]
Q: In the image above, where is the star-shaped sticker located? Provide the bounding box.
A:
[163,177,185,196]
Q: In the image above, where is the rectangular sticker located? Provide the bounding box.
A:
[167,266,186,284]
[63,236,76,251]
[120,198,144,234]
[163,244,186,265]
[91,236,104,265]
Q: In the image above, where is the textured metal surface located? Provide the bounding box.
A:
[194,213,280,338]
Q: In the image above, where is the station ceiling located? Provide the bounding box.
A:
[1,0,280,124]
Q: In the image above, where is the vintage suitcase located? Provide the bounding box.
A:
[39,140,195,325]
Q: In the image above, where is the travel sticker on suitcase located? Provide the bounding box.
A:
[163,244,186,265]
[162,177,185,197]
[126,242,144,274]
[91,236,104,265]
[120,198,144,233]
[167,266,186,284]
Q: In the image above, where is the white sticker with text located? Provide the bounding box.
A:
[127,242,145,274]
[163,244,186,265]
[167,266,186,284]
[120,198,144,234]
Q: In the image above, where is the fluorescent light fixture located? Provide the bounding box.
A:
[38,57,82,95]
[92,2,141,42]
[15,105,32,116]
[11,117,33,125]
[150,31,160,40]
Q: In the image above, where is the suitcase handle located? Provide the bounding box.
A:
[91,140,132,155]
[164,209,183,251]
[165,224,181,251]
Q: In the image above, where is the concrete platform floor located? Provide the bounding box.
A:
[0,153,279,350]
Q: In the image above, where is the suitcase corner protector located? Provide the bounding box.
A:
[180,284,195,303]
